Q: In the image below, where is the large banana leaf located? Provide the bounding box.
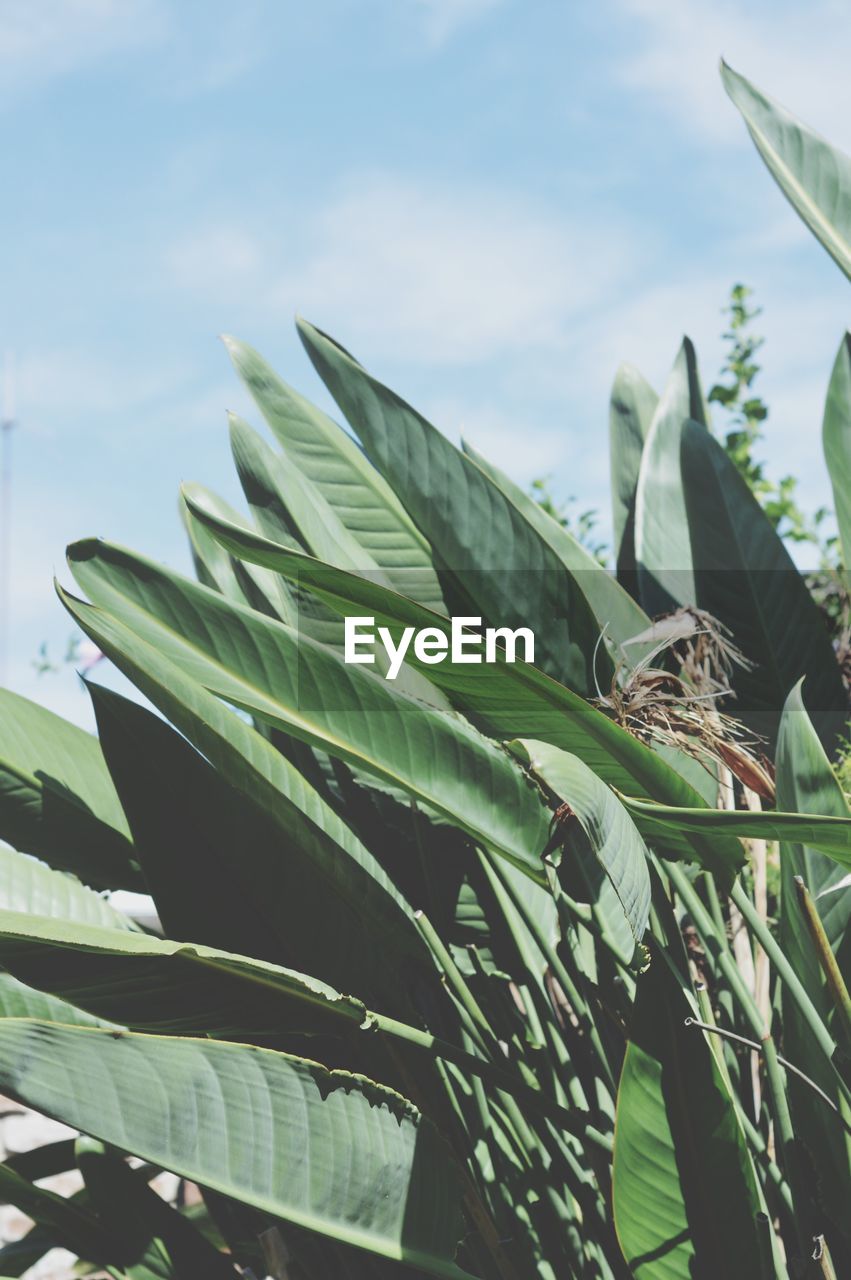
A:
[65,541,552,884]
[823,332,851,570]
[775,682,851,1250]
[722,61,851,281]
[0,906,591,1137]
[678,417,846,749]
[0,909,369,1039]
[463,441,651,650]
[610,363,658,575]
[58,598,433,1015]
[89,683,388,981]
[224,334,447,612]
[296,318,605,695]
[0,842,134,929]
[777,683,851,951]
[180,484,294,624]
[229,415,449,706]
[229,413,309,552]
[182,492,745,878]
[0,971,112,1028]
[0,1019,471,1279]
[0,688,137,890]
[510,739,651,946]
[634,339,708,614]
[612,953,768,1279]
[620,793,851,869]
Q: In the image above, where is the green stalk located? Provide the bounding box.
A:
[754,1212,779,1280]
[476,857,597,1114]
[695,982,734,1090]
[415,918,615,1265]
[665,861,764,1038]
[794,875,851,1050]
[761,1034,808,1265]
[482,853,617,1094]
[477,851,611,1116]
[731,880,851,1104]
[412,912,611,1153]
[738,1110,794,1217]
[415,910,495,1046]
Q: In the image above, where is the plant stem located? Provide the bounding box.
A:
[665,861,764,1037]
[409,912,612,1153]
[731,880,851,1105]
[794,875,851,1050]
[482,853,617,1094]
[683,1019,849,1130]
[761,1033,809,1266]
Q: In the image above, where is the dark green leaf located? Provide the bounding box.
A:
[0,689,137,890]
[0,1020,471,1279]
[613,952,768,1279]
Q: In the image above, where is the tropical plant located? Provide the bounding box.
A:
[708,283,832,554]
[0,59,848,1280]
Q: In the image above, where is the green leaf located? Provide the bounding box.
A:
[775,682,851,1244]
[224,334,447,612]
[65,541,551,886]
[722,61,851,281]
[510,739,651,946]
[463,441,651,651]
[230,412,363,568]
[609,362,658,576]
[71,646,430,1018]
[677,418,845,749]
[823,332,851,571]
[0,971,113,1028]
[0,689,137,890]
[620,793,851,869]
[180,485,294,623]
[613,953,768,1279]
[0,846,130,1031]
[0,907,587,1136]
[777,682,851,954]
[634,339,708,615]
[296,318,605,694]
[0,909,370,1040]
[228,415,447,705]
[0,1020,471,1279]
[0,842,134,929]
[182,493,745,878]
[0,1159,119,1265]
[76,1137,242,1279]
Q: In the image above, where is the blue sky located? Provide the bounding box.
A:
[3,0,851,726]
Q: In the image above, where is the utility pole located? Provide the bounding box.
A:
[0,352,16,687]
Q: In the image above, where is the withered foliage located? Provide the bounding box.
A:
[595,607,775,800]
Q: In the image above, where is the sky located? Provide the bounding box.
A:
[2,0,851,727]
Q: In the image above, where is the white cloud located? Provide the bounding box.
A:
[166,227,264,299]
[411,0,504,46]
[283,174,634,364]
[0,0,167,91]
[165,176,634,365]
[613,0,851,149]
[13,346,181,433]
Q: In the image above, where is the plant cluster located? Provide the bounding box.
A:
[0,61,849,1280]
